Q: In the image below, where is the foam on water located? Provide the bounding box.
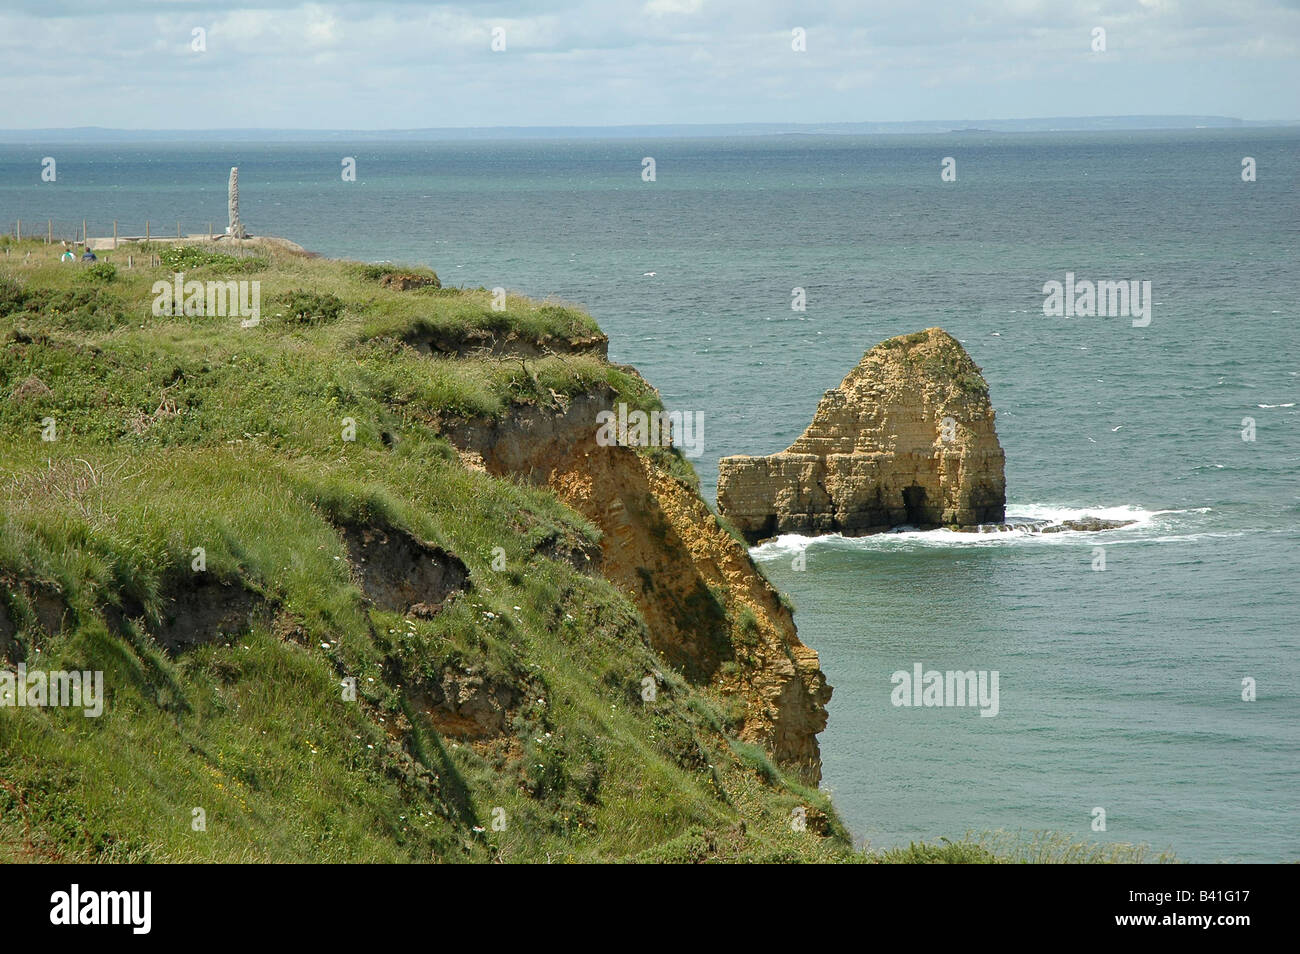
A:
[750,504,1211,559]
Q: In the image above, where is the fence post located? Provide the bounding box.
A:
[82,219,87,244]
[146,221,150,242]
[113,221,119,249]
[15,220,20,242]
[47,220,52,245]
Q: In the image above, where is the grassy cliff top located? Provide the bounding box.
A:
[0,238,851,862]
[871,326,992,401]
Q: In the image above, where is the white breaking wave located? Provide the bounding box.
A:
[1009,503,1163,525]
[750,504,1208,558]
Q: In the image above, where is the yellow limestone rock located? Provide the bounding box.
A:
[445,388,831,782]
[718,328,1005,543]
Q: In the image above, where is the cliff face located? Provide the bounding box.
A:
[718,328,1005,543]
[446,386,831,782]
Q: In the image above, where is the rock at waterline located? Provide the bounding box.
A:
[951,518,1137,534]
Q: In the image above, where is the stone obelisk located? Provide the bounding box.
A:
[227,166,248,238]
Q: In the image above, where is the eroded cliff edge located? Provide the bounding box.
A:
[445,383,832,782]
[718,328,1006,543]
[0,242,845,860]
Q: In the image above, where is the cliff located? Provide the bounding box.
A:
[445,385,830,779]
[718,328,1006,542]
[0,238,843,862]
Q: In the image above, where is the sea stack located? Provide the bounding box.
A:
[718,328,1006,543]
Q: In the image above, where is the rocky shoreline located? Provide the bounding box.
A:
[950,517,1137,534]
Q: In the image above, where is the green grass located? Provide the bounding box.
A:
[863,831,1180,864]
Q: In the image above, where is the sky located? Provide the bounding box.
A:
[1,0,1297,129]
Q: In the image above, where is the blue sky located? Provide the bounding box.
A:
[2,0,1297,129]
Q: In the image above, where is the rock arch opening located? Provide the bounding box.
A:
[902,485,927,525]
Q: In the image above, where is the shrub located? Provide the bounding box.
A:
[352,263,391,282]
[11,286,129,332]
[159,246,267,273]
[0,275,26,316]
[83,262,117,283]
[351,263,440,287]
[277,289,345,325]
[869,838,999,864]
[730,740,780,785]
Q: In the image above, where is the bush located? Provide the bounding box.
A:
[12,286,129,332]
[159,246,267,273]
[83,262,117,283]
[0,275,26,316]
[350,263,440,288]
[730,740,780,785]
[353,264,391,282]
[868,838,1000,864]
[277,290,345,325]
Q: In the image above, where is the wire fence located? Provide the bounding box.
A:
[3,219,241,247]
[0,244,165,268]
[2,221,270,270]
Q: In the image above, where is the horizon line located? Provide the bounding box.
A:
[3,115,1300,140]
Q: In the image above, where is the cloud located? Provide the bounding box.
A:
[644,0,705,16]
[0,0,1296,128]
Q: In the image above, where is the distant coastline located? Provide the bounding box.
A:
[1,115,1297,143]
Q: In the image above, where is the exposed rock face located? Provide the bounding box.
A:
[445,385,831,782]
[952,517,1136,534]
[378,272,440,292]
[718,328,1005,543]
[404,327,608,361]
[150,576,271,653]
[337,520,468,616]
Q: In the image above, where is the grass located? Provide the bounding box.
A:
[863,831,1179,864]
[874,328,991,400]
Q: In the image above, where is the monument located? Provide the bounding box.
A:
[227,166,249,238]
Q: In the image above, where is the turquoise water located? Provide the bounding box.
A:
[3,130,1297,861]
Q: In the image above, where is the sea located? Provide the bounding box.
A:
[2,129,1297,862]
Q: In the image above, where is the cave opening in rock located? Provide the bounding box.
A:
[902,485,927,525]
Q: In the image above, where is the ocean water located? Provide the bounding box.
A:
[3,130,1297,861]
